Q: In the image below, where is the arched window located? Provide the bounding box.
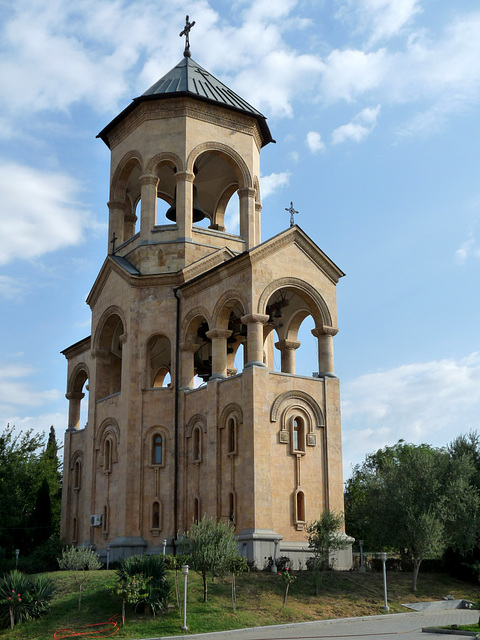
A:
[292,417,305,453]
[296,491,305,523]
[192,426,201,462]
[104,438,112,473]
[227,418,236,455]
[152,501,161,530]
[74,459,82,490]
[152,434,163,465]
[72,517,77,544]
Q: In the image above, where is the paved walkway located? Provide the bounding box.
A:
[146,609,480,640]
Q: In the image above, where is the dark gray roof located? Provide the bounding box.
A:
[97,57,274,147]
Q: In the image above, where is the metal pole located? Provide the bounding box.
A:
[272,538,280,572]
[182,564,189,630]
[380,552,389,611]
[162,539,167,556]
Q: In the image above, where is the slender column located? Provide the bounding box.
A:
[312,327,338,377]
[175,171,195,241]
[241,314,269,367]
[274,339,301,374]
[255,201,262,246]
[238,187,256,249]
[107,201,126,248]
[139,174,159,240]
[65,391,85,431]
[179,340,200,389]
[205,329,232,379]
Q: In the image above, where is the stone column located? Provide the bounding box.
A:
[206,329,232,379]
[65,391,85,431]
[255,201,262,247]
[238,187,256,249]
[139,174,159,240]
[179,340,200,389]
[175,171,195,241]
[107,200,126,248]
[274,339,301,374]
[312,326,338,377]
[241,314,269,367]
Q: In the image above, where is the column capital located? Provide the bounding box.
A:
[241,313,270,326]
[139,173,159,187]
[237,187,256,198]
[175,171,195,183]
[65,391,85,401]
[206,329,232,340]
[275,340,301,351]
[311,326,338,338]
[107,200,126,211]
[180,340,200,353]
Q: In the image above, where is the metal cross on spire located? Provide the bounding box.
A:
[285,202,299,227]
[180,15,195,58]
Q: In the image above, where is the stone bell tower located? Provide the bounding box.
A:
[61,21,351,569]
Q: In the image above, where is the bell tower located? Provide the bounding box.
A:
[61,21,351,569]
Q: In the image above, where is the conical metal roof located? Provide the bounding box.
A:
[98,57,274,147]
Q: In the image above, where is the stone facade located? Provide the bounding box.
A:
[60,55,352,570]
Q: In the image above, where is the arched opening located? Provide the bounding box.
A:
[192,319,212,382]
[104,438,112,473]
[227,417,236,455]
[193,497,200,523]
[296,491,306,524]
[229,492,235,524]
[67,367,89,430]
[96,314,124,400]
[292,417,305,453]
[147,334,172,388]
[152,501,161,530]
[72,517,77,544]
[74,459,82,490]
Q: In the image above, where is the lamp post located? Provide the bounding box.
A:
[161,538,167,556]
[272,538,280,572]
[359,540,365,572]
[181,564,189,630]
[106,544,110,570]
[380,552,389,611]
[15,549,19,568]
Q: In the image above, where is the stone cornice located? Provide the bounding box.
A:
[106,97,262,151]
[61,336,91,359]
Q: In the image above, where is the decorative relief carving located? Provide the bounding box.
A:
[279,429,290,444]
[307,433,317,447]
[185,414,207,437]
[270,390,325,427]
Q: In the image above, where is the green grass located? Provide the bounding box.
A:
[1,569,479,640]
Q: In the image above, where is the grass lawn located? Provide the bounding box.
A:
[1,569,479,640]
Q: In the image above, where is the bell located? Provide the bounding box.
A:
[165,185,206,223]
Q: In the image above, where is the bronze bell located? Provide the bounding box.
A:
[165,185,206,223]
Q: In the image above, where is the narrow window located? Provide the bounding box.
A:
[152,501,160,529]
[193,497,200,523]
[152,434,163,465]
[293,417,305,452]
[296,491,305,522]
[72,517,77,544]
[74,459,81,490]
[229,492,235,523]
[193,426,201,462]
[227,417,236,454]
[104,438,112,473]
[102,504,109,534]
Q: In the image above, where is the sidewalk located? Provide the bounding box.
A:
[151,608,479,640]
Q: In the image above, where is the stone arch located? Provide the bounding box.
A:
[66,364,90,431]
[181,306,212,339]
[219,402,244,427]
[95,418,120,469]
[258,277,332,328]
[143,425,168,467]
[93,307,126,399]
[146,151,183,175]
[212,290,249,329]
[145,332,172,388]
[185,414,207,438]
[186,142,252,189]
[93,306,127,352]
[110,150,144,202]
[67,363,90,394]
[270,390,325,427]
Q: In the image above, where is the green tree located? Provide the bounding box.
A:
[345,441,479,592]
[57,546,102,609]
[185,515,240,602]
[305,510,349,595]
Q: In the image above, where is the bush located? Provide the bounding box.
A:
[264,556,291,572]
[116,555,170,617]
[20,537,67,574]
[0,570,54,630]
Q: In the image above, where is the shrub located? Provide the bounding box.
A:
[0,570,54,630]
[116,555,170,617]
[58,545,102,610]
[264,556,291,572]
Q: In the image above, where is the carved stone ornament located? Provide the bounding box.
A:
[279,429,290,444]
[307,433,316,447]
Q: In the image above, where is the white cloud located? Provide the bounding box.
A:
[341,353,480,477]
[337,0,422,45]
[332,105,381,144]
[454,236,480,265]
[306,131,326,153]
[0,363,61,415]
[260,172,290,199]
[0,275,26,299]
[0,162,97,264]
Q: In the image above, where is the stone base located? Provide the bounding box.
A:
[98,536,147,564]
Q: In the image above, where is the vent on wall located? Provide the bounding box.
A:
[90,514,103,527]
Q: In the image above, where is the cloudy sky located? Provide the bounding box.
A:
[1,0,480,479]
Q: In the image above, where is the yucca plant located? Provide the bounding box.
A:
[0,570,54,630]
[116,555,170,617]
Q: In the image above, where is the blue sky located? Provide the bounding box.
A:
[1,0,480,479]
